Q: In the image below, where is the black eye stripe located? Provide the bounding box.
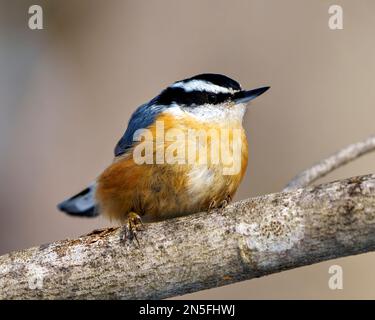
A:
[156,88,232,106]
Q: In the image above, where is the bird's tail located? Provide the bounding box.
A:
[57,183,99,217]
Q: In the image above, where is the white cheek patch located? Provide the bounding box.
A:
[185,104,246,123]
[162,105,185,118]
[171,79,239,94]
[163,104,246,123]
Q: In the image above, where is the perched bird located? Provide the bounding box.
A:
[58,73,269,239]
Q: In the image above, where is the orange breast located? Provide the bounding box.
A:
[95,112,248,223]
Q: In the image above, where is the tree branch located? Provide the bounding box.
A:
[1,174,375,299]
[284,135,375,191]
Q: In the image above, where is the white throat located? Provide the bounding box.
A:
[164,103,247,123]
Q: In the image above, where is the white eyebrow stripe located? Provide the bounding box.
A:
[171,79,239,94]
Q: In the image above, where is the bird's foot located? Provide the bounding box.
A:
[219,195,232,210]
[208,200,217,212]
[122,212,144,246]
[208,195,232,213]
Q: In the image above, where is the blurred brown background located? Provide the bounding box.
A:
[1,0,375,299]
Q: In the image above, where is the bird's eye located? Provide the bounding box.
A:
[207,94,217,104]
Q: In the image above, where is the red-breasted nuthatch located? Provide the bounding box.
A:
[58,74,269,238]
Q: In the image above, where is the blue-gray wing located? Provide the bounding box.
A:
[114,101,166,157]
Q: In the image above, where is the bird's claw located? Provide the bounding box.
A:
[208,195,232,213]
[122,212,144,246]
[219,195,232,211]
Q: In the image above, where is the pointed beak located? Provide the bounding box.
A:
[233,86,270,104]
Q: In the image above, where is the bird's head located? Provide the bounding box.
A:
[154,73,270,122]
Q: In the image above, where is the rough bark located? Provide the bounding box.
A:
[284,135,375,191]
[1,174,375,299]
